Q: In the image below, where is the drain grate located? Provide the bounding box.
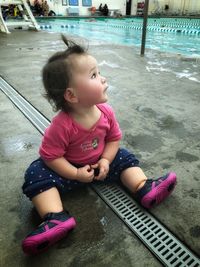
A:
[0,77,49,135]
[1,77,200,267]
[92,183,200,267]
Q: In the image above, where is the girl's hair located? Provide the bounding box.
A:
[42,35,87,112]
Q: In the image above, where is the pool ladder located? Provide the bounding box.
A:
[0,0,39,34]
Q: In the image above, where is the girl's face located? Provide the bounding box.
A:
[71,54,108,106]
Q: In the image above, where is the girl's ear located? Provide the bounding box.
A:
[64,88,78,103]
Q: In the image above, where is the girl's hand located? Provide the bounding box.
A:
[91,158,110,181]
[76,165,94,183]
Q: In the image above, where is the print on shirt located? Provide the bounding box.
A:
[80,137,99,152]
[92,138,99,149]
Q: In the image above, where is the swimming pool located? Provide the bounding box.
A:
[37,17,200,56]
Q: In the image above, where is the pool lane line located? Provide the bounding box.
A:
[1,76,200,267]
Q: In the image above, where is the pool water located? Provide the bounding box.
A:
[37,17,200,56]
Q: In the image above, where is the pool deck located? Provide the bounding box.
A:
[0,30,200,266]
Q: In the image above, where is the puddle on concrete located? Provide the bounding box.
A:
[99,60,121,69]
[190,225,200,238]
[193,176,199,181]
[161,163,172,170]
[16,47,41,51]
[184,189,199,199]
[54,187,106,250]
[146,56,200,83]
[136,106,157,118]
[124,134,163,152]
[156,115,188,138]
[119,119,132,129]
[136,108,190,139]
[157,115,180,129]
[176,151,199,162]
[175,71,200,83]
[102,49,126,61]
[1,135,39,156]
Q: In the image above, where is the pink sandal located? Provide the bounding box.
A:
[22,211,76,255]
[136,172,177,209]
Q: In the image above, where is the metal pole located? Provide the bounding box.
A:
[140,0,150,56]
[183,0,186,15]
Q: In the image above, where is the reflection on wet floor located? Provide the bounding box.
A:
[1,135,39,156]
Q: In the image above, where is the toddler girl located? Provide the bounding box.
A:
[22,35,177,255]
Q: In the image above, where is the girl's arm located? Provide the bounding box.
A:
[101,140,120,164]
[44,157,94,183]
[44,157,78,180]
[92,140,120,181]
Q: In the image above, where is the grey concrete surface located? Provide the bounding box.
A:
[0,29,200,266]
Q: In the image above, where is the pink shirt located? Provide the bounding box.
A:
[39,104,122,165]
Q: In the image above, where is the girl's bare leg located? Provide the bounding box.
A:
[120,166,177,209]
[32,187,63,218]
[22,187,76,255]
[120,166,147,193]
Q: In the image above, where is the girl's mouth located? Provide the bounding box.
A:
[104,86,108,92]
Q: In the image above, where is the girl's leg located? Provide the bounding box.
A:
[120,166,147,193]
[107,149,176,209]
[22,187,76,255]
[22,158,77,255]
[32,187,64,218]
[120,166,177,209]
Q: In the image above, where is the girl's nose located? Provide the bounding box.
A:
[101,76,106,84]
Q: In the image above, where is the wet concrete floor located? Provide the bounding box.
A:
[0,30,200,266]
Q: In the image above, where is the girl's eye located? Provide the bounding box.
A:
[91,73,96,79]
